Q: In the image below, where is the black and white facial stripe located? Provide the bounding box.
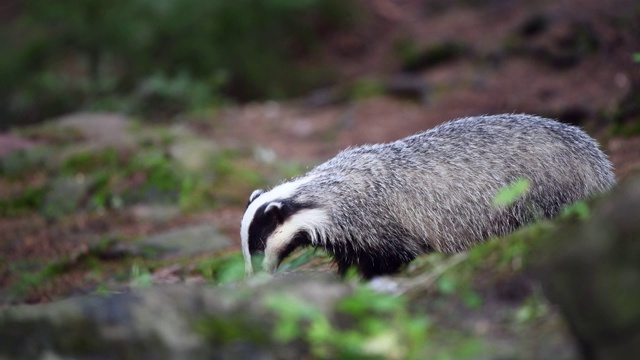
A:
[247,200,315,254]
[240,176,329,275]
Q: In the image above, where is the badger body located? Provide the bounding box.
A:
[241,114,615,278]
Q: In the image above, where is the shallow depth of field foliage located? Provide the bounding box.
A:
[0,0,356,127]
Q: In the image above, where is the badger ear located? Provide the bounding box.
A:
[264,201,284,223]
[248,189,265,204]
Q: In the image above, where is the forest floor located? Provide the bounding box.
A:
[0,0,639,313]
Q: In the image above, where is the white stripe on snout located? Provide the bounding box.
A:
[240,176,316,275]
[263,208,329,273]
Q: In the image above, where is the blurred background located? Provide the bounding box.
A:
[0,0,639,303]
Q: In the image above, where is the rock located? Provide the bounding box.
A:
[534,172,640,360]
[301,87,344,108]
[0,274,349,360]
[169,137,216,173]
[130,205,182,223]
[40,175,95,219]
[0,134,39,159]
[52,113,135,148]
[0,144,50,177]
[384,74,431,105]
[133,224,232,258]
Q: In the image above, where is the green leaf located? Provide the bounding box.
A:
[561,201,590,220]
[437,276,457,294]
[130,262,153,288]
[493,178,531,207]
[216,259,246,284]
[463,290,483,308]
[264,294,324,342]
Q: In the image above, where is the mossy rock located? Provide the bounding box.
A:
[534,173,640,359]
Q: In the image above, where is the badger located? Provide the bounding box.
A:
[241,114,615,278]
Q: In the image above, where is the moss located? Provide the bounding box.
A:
[195,314,269,345]
[347,78,386,101]
[0,146,51,178]
[0,316,169,359]
[0,185,47,217]
[60,148,121,176]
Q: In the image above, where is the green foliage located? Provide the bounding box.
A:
[492,178,531,207]
[408,220,555,310]
[393,37,422,68]
[264,287,433,359]
[0,185,48,217]
[0,146,50,178]
[348,78,386,101]
[561,201,591,220]
[196,313,269,346]
[465,224,546,273]
[60,148,180,212]
[61,148,121,176]
[130,262,154,288]
[131,71,227,117]
[409,254,483,309]
[2,0,357,125]
[513,289,548,323]
[264,294,325,342]
[611,121,640,137]
[0,125,268,217]
[6,238,119,300]
[8,260,68,298]
[436,274,457,295]
[198,252,247,285]
[278,248,326,272]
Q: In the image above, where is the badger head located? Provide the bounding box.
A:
[240,177,329,276]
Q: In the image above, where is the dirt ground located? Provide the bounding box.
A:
[1,0,640,304]
[219,0,640,166]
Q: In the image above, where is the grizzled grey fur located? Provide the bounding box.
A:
[241,114,616,278]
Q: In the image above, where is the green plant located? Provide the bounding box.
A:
[7,239,119,301]
[8,260,67,299]
[197,252,246,285]
[2,0,358,125]
[278,248,327,273]
[513,287,548,323]
[0,185,48,217]
[264,286,433,359]
[492,178,531,207]
[394,37,423,68]
[130,262,153,288]
[132,71,226,118]
[560,201,591,220]
[60,148,121,176]
[348,78,386,100]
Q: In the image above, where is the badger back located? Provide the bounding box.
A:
[241,114,615,278]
